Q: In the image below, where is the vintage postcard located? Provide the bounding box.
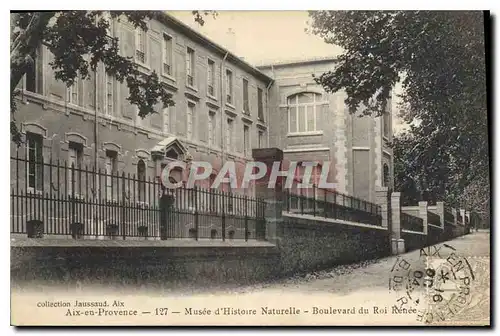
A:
[10,9,490,326]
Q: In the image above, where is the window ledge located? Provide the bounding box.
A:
[135,61,151,72]
[161,73,176,82]
[207,93,218,101]
[186,84,198,92]
[225,102,236,110]
[287,131,323,137]
[27,188,43,195]
[383,135,390,142]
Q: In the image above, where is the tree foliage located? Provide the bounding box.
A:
[10,10,215,144]
[308,11,489,213]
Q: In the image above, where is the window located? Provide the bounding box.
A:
[287,92,322,134]
[383,111,391,138]
[186,47,195,87]
[68,142,83,195]
[258,88,264,121]
[105,74,113,115]
[243,124,250,156]
[68,78,79,105]
[258,130,264,148]
[243,78,249,114]
[105,150,117,201]
[135,27,147,64]
[207,59,215,96]
[383,163,390,187]
[208,111,216,146]
[166,149,178,160]
[137,159,146,202]
[25,59,37,93]
[209,173,217,212]
[25,45,42,94]
[26,132,43,191]
[162,33,173,76]
[225,69,233,104]
[187,102,195,139]
[222,181,233,213]
[226,118,234,152]
[163,106,170,133]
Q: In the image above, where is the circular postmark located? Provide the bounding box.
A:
[389,243,476,324]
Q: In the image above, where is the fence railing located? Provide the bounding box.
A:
[401,212,424,232]
[428,211,442,226]
[10,156,266,241]
[444,208,455,225]
[284,185,382,226]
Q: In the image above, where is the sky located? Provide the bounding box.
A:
[168,11,342,65]
[170,10,406,132]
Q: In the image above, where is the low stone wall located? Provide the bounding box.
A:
[401,230,427,252]
[278,214,390,275]
[427,224,444,246]
[11,214,391,286]
[11,243,280,288]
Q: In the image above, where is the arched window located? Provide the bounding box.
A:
[287,92,323,134]
[383,163,390,187]
[137,159,146,202]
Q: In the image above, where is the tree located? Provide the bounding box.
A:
[308,11,489,214]
[10,10,215,144]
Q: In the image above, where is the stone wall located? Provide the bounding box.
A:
[401,230,427,252]
[11,244,280,288]
[277,214,390,275]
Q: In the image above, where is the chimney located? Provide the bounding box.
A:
[225,27,237,54]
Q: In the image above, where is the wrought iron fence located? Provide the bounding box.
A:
[10,156,266,241]
[428,211,442,226]
[284,185,382,226]
[401,212,424,232]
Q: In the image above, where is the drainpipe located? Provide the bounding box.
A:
[265,78,274,147]
[220,52,229,169]
[266,64,276,147]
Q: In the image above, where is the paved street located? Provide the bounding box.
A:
[12,231,490,326]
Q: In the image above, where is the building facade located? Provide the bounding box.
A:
[11,13,393,204]
[12,13,272,199]
[258,58,394,203]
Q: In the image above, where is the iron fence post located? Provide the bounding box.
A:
[71,164,76,227]
[194,186,199,241]
[324,188,327,218]
[244,195,249,241]
[221,190,226,241]
[300,186,304,215]
[333,191,337,219]
[313,184,316,216]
